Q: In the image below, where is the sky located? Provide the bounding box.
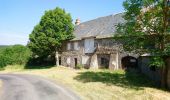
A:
[0,0,125,45]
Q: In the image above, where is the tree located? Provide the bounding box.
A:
[114,0,170,87]
[0,45,31,68]
[28,7,74,65]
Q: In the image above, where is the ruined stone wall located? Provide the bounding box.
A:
[138,56,161,85]
[60,40,84,68]
[60,38,137,69]
[94,38,121,69]
[94,38,121,49]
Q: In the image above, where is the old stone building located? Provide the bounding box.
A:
[59,13,138,69]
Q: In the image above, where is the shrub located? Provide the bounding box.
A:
[25,56,55,69]
[0,45,31,68]
[75,64,83,69]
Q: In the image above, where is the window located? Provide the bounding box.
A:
[101,57,109,68]
[84,38,94,53]
[67,57,71,64]
[101,58,107,65]
[74,42,79,50]
[82,56,90,64]
[67,43,71,50]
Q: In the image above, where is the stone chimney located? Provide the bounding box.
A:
[75,18,80,25]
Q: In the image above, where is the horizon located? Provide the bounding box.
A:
[0,0,125,45]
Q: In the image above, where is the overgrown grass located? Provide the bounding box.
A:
[4,65,25,71]
[74,70,155,90]
[0,66,170,100]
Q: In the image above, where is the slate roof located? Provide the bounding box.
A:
[72,13,124,41]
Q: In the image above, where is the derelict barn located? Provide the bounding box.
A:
[59,13,138,69]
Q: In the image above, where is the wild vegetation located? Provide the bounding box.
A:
[0,45,31,69]
[0,45,10,53]
[114,0,170,87]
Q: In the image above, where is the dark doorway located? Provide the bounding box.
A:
[59,57,61,65]
[121,56,137,69]
[74,58,77,67]
[101,57,109,69]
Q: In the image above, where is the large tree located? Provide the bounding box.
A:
[28,7,74,65]
[115,0,170,87]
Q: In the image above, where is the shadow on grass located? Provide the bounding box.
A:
[74,70,155,90]
[24,65,55,69]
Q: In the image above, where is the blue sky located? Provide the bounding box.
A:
[0,0,125,45]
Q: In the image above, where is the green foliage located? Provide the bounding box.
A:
[0,45,11,53]
[0,45,31,68]
[114,0,170,67]
[28,7,74,58]
[149,56,165,68]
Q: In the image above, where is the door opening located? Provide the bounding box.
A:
[59,57,61,65]
[74,58,77,67]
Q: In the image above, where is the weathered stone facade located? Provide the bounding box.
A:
[60,38,120,69]
[59,37,137,69]
[58,13,138,69]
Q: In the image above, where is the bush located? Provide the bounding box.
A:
[25,56,55,69]
[75,64,83,69]
[0,45,31,68]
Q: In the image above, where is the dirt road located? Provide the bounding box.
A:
[0,74,80,100]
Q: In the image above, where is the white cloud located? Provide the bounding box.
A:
[0,33,29,45]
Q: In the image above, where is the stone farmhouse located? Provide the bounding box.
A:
[56,4,170,88]
[58,13,138,69]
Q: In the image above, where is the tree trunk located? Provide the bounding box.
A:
[161,60,168,88]
[160,0,169,89]
[55,51,59,66]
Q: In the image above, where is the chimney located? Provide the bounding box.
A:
[75,18,80,25]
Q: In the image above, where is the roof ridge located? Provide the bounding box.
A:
[77,13,124,26]
[72,12,124,41]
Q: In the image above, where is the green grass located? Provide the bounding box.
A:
[74,70,154,90]
[0,66,170,100]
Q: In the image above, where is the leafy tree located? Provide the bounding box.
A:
[114,0,170,87]
[28,7,74,65]
[0,45,31,68]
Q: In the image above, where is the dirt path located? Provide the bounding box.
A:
[0,74,80,100]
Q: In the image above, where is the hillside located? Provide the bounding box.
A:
[0,45,11,53]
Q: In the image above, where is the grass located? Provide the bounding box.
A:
[0,65,170,100]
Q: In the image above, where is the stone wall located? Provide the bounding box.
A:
[60,40,90,68]
[61,51,82,68]
[138,56,161,85]
[60,37,137,69]
[95,38,121,48]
